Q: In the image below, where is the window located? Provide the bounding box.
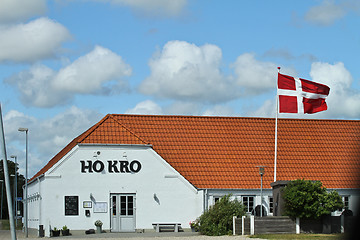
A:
[64,196,79,216]
[269,197,273,213]
[121,196,127,215]
[214,197,220,204]
[112,196,116,216]
[120,195,134,216]
[242,196,254,213]
[342,196,349,210]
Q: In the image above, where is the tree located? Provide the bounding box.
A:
[0,159,25,220]
[283,179,343,219]
[198,194,246,236]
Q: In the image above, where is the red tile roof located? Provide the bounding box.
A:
[30,114,360,189]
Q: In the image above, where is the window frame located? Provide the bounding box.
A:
[241,195,255,214]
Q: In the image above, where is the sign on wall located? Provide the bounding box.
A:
[80,160,142,174]
[93,202,108,213]
[65,196,79,216]
[83,201,92,208]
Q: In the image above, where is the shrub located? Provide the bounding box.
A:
[198,194,246,235]
[283,179,343,219]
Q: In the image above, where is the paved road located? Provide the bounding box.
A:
[0,230,263,240]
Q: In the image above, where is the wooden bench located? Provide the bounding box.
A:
[152,223,182,232]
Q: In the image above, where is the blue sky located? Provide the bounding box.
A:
[1,0,359,177]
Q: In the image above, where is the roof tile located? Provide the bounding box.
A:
[30,115,360,189]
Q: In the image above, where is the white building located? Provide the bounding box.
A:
[26,114,360,236]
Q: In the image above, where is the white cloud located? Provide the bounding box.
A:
[164,102,202,115]
[305,0,346,26]
[247,98,276,118]
[139,40,237,103]
[126,99,235,117]
[310,62,360,118]
[0,18,71,62]
[126,100,163,115]
[5,64,71,107]
[4,106,102,177]
[202,105,235,117]
[52,45,132,94]
[140,41,293,104]
[232,53,295,95]
[6,46,132,107]
[106,0,187,17]
[0,0,46,23]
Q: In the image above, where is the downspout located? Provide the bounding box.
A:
[38,177,41,227]
[203,189,208,212]
[203,190,205,212]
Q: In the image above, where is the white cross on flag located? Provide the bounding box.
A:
[277,73,330,114]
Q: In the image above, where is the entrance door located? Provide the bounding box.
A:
[110,194,136,232]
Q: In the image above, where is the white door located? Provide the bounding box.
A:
[110,194,136,232]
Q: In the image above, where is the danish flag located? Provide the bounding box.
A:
[277,73,330,114]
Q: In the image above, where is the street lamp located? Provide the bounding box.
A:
[18,127,28,238]
[257,166,266,217]
[10,155,18,227]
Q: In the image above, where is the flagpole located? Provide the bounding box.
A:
[274,67,280,182]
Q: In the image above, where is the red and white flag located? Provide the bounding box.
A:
[277,73,330,114]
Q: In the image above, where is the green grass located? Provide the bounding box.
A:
[250,233,345,240]
[0,219,23,230]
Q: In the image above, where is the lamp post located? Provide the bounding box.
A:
[0,179,3,220]
[257,166,266,217]
[10,174,16,226]
[18,127,28,238]
[10,155,18,227]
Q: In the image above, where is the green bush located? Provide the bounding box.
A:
[198,194,246,235]
[283,179,343,219]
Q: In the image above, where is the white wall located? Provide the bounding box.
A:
[26,178,43,229]
[26,143,359,235]
[206,189,274,216]
[27,144,203,235]
[331,188,360,216]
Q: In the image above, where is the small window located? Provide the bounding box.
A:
[343,196,349,210]
[65,196,79,216]
[112,196,116,216]
[128,196,134,216]
[242,196,255,213]
[120,196,127,215]
[214,197,220,204]
[269,197,273,213]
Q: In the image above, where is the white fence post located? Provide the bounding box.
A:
[296,217,300,234]
[250,215,255,235]
[341,215,344,233]
[233,216,237,235]
[242,216,245,235]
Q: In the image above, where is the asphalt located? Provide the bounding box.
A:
[0,230,261,240]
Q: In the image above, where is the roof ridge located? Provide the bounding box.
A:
[108,114,149,145]
[109,114,360,123]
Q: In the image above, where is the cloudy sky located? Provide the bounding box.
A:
[1,0,359,178]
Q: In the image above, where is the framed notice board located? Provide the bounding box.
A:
[65,196,79,216]
[93,202,108,213]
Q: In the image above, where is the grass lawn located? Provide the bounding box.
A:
[250,233,345,240]
[0,219,23,230]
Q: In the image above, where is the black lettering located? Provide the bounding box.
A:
[108,160,119,173]
[93,160,105,173]
[119,161,130,173]
[130,160,141,173]
[81,160,93,173]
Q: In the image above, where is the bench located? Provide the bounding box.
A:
[152,223,182,232]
